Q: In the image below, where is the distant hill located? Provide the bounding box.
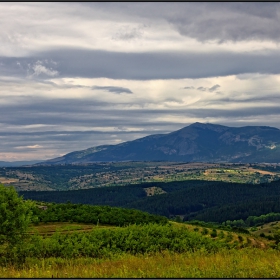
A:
[41,122,280,164]
[0,160,43,167]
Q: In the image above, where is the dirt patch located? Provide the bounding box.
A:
[144,186,166,196]
[0,177,19,184]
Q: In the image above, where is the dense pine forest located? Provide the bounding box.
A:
[20,179,280,223]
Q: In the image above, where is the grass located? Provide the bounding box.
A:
[171,221,271,248]
[1,220,278,278]
[2,249,280,278]
[251,221,280,237]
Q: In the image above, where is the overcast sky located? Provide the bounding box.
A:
[1,2,280,161]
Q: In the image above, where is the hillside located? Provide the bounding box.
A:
[41,122,280,164]
[3,185,280,278]
[20,178,280,223]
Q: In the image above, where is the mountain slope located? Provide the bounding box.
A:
[42,122,280,164]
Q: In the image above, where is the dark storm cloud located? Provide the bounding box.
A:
[2,48,280,80]
[92,86,133,94]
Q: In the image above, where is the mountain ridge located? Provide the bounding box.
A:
[40,122,280,165]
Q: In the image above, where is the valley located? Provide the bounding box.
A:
[1,161,280,191]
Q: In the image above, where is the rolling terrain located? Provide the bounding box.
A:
[2,197,279,278]
[1,162,280,191]
[19,177,280,224]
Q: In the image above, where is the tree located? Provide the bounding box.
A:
[0,184,33,246]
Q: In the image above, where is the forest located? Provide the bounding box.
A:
[30,202,168,226]
[19,178,280,223]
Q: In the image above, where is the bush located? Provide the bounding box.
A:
[6,224,230,261]
[32,203,168,226]
[218,231,225,239]
[201,228,208,235]
[210,229,217,238]
[0,184,33,246]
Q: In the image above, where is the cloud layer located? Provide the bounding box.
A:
[0,3,280,160]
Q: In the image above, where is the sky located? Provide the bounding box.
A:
[1,2,280,161]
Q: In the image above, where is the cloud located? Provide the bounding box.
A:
[31,64,58,77]
[161,3,280,43]
[197,84,221,92]
[15,144,43,149]
[1,3,280,161]
[91,86,133,94]
[197,87,207,91]
[197,94,280,106]
[112,25,146,41]
[1,93,280,160]
[27,144,42,149]
[2,48,280,81]
[208,84,220,92]
[28,60,59,78]
[164,98,182,103]
[78,3,280,43]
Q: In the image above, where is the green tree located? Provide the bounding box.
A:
[0,184,33,246]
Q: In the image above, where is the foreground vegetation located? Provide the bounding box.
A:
[3,184,280,278]
[3,248,280,278]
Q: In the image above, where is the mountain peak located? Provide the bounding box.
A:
[187,122,228,132]
[189,122,222,127]
[41,123,280,165]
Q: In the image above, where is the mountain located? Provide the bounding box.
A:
[41,122,280,164]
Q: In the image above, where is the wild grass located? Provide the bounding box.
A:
[2,248,280,278]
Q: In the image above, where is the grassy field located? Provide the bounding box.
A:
[1,220,279,278]
[2,249,280,278]
[251,221,280,238]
